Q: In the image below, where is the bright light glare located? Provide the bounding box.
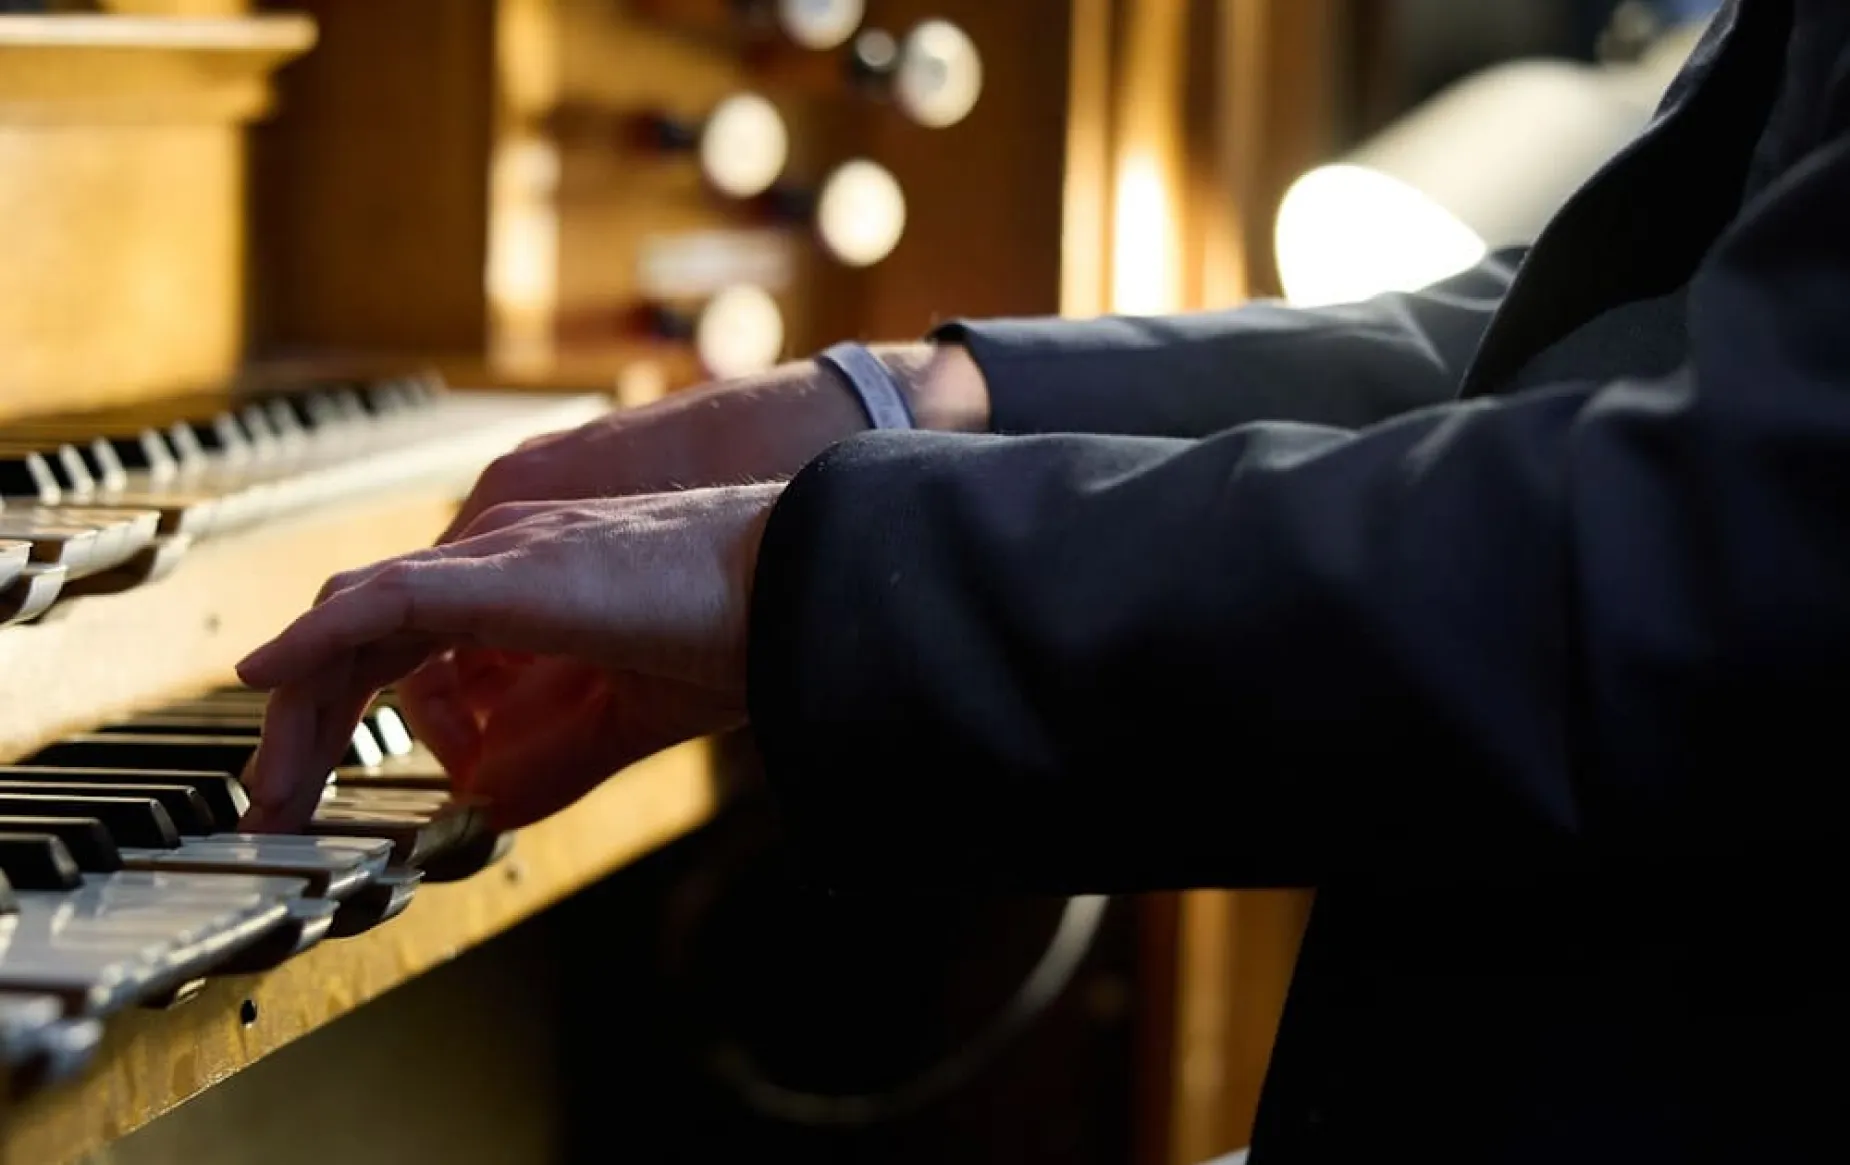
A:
[1274,164,1488,307]
[1112,155,1176,315]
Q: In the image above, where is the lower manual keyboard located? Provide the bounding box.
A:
[0,685,502,1099]
[0,870,310,1016]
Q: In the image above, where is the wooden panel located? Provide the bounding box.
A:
[248,0,497,357]
[252,1,1072,398]
[102,921,568,1165]
[853,0,1072,338]
[1108,0,1190,315]
[1061,0,1116,318]
[99,1,256,14]
[0,13,313,421]
[536,0,831,384]
[1214,0,1343,299]
[0,14,310,120]
[0,125,244,420]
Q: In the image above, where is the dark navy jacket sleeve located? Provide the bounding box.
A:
[933,249,1522,438]
[746,123,1850,895]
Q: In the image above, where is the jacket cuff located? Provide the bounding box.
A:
[930,313,1270,438]
[745,435,911,892]
[928,315,1144,436]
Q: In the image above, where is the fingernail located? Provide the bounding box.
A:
[234,644,274,684]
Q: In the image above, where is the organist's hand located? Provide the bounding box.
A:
[233,483,780,832]
[440,344,987,540]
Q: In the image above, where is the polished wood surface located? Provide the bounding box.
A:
[852,0,1071,341]
[251,0,1070,399]
[249,0,497,361]
[0,12,313,422]
[250,0,818,386]
[101,918,571,1165]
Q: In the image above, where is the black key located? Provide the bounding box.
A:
[0,781,213,836]
[296,391,349,431]
[403,371,448,402]
[100,430,179,479]
[43,445,94,495]
[367,706,416,757]
[95,718,260,737]
[0,833,82,890]
[163,422,211,473]
[330,868,421,938]
[330,387,371,423]
[0,817,121,872]
[0,796,179,850]
[0,452,60,503]
[84,723,386,768]
[262,401,315,457]
[236,405,283,458]
[268,391,320,431]
[0,443,88,496]
[171,415,249,463]
[0,870,14,917]
[74,438,129,493]
[0,767,247,830]
[305,802,484,868]
[356,380,416,416]
[27,734,257,778]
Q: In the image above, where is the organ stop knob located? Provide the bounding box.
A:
[814,158,907,267]
[695,91,791,199]
[695,283,787,379]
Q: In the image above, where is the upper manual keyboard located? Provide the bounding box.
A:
[0,371,610,626]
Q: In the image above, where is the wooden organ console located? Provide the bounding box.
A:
[0,2,1341,1163]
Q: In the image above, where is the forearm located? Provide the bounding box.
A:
[870,341,992,433]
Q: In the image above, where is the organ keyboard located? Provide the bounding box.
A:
[0,374,732,1163]
[0,684,488,1040]
[0,371,608,625]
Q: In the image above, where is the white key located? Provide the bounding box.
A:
[0,871,307,1015]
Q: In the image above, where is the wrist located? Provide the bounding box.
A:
[867,342,992,433]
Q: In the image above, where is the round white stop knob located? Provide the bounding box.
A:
[696,284,786,378]
[895,19,982,128]
[700,92,789,199]
[777,0,865,50]
[815,159,907,267]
